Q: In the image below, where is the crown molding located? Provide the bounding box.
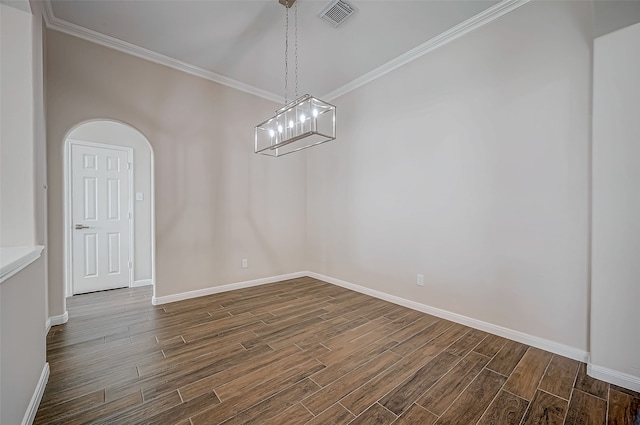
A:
[42,0,284,104]
[42,0,531,105]
[322,0,533,101]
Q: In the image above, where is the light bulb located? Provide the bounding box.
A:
[277,125,283,133]
[289,120,294,128]
[312,109,319,118]
[268,129,275,138]
[300,113,306,122]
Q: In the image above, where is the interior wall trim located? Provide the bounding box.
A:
[151,272,308,305]
[0,246,44,284]
[307,272,589,363]
[149,269,587,363]
[40,1,283,104]
[588,363,640,393]
[40,0,531,104]
[132,279,153,288]
[47,310,69,334]
[21,363,49,425]
[321,0,533,101]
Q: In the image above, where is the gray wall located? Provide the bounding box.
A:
[593,0,640,38]
[1,258,47,425]
[307,0,593,353]
[0,2,49,424]
[46,30,308,316]
[591,22,640,387]
[0,2,35,247]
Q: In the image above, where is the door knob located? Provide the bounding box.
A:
[75,224,90,230]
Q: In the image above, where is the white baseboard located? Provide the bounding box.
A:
[46,310,69,333]
[307,272,589,363]
[22,362,49,425]
[588,363,640,392]
[131,279,153,287]
[151,271,308,305]
[148,269,588,363]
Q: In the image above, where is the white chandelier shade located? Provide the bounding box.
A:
[255,94,336,157]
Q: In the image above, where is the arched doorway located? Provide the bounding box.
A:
[63,120,155,298]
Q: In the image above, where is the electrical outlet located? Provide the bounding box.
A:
[242,259,248,269]
[417,274,424,286]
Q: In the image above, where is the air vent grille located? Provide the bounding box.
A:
[319,0,357,28]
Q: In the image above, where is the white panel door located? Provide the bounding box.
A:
[71,143,131,294]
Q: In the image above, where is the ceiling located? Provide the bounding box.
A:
[46,0,505,102]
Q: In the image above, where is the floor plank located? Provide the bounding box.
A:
[538,355,580,400]
[392,403,438,425]
[339,324,467,416]
[520,390,567,425]
[388,318,452,356]
[302,350,401,415]
[565,389,607,425]
[36,280,635,425]
[260,404,314,425]
[305,403,354,425]
[311,337,397,386]
[608,389,640,425]
[476,390,529,425]
[60,392,145,425]
[218,379,320,425]
[349,403,396,425]
[189,359,325,424]
[486,339,530,376]
[379,351,460,415]
[474,333,508,358]
[138,391,220,425]
[436,368,507,425]
[415,351,489,415]
[502,347,553,401]
[575,363,609,400]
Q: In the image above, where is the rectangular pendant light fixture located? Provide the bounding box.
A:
[255,94,336,157]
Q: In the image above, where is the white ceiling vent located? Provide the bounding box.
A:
[319,0,357,28]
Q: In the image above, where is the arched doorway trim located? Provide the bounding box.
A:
[62,119,156,304]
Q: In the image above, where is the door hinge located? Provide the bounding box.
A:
[128,260,132,269]
[129,211,132,219]
[128,162,132,170]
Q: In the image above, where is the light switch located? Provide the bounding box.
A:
[136,192,144,201]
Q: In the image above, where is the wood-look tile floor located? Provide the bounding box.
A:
[36,277,640,425]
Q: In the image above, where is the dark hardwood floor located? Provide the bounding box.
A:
[36,277,640,424]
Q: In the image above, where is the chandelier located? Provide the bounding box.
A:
[255,0,336,157]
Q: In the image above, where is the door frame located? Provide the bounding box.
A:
[64,139,134,296]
